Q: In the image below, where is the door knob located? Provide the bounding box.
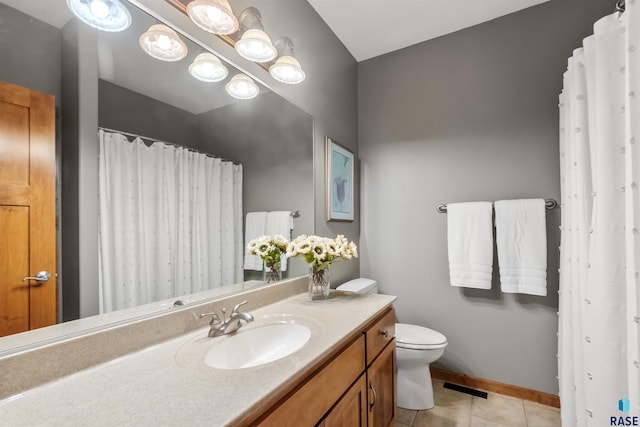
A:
[22,271,51,285]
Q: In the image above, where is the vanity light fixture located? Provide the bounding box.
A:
[225,73,259,100]
[66,0,131,32]
[234,7,277,63]
[189,53,229,82]
[187,0,239,35]
[270,37,306,85]
[139,24,188,62]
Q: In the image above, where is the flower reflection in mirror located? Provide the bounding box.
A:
[247,235,289,283]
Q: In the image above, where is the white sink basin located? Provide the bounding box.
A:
[204,323,311,369]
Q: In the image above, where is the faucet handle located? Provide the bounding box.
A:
[231,301,249,314]
[200,312,221,326]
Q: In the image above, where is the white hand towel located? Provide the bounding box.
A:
[266,211,294,271]
[243,211,267,271]
[447,202,494,289]
[494,199,547,296]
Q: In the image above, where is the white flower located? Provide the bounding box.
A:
[286,233,358,268]
[311,239,328,262]
[247,235,289,267]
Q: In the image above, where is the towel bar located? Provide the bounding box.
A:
[436,199,558,213]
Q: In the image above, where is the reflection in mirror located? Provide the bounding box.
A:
[0,0,313,352]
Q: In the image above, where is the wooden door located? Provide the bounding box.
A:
[368,341,396,427]
[319,375,367,427]
[0,80,57,337]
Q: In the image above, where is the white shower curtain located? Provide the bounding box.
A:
[559,5,640,426]
[98,130,243,313]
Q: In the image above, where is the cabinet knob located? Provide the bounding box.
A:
[380,330,389,338]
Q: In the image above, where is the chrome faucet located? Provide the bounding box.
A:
[200,301,254,337]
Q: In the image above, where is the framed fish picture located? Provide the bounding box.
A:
[326,137,354,222]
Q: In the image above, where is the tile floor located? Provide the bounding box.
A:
[396,380,561,427]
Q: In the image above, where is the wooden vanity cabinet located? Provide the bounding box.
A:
[367,341,396,427]
[319,375,368,427]
[364,307,396,427]
[254,307,396,427]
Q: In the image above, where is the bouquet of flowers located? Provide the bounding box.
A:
[286,234,358,269]
[287,234,358,299]
[246,235,289,282]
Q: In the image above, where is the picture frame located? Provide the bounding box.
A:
[326,137,354,222]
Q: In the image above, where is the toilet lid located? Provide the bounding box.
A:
[395,323,447,347]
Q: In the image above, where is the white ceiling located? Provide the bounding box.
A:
[306,0,551,62]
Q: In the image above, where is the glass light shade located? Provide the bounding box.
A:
[269,56,306,84]
[139,24,188,62]
[66,0,131,32]
[225,74,259,100]
[189,53,228,83]
[234,29,277,63]
[187,0,239,35]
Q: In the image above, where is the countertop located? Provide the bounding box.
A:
[0,291,396,426]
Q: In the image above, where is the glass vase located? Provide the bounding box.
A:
[308,265,330,300]
[264,262,281,284]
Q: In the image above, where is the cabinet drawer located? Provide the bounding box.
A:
[365,308,395,366]
[258,335,366,426]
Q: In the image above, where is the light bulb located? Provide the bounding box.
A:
[269,55,306,84]
[139,24,188,62]
[156,34,171,51]
[235,29,277,63]
[189,53,228,82]
[206,7,223,22]
[187,0,239,35]
[225,74,259,99]
[89,0,110,18]
[66,0,131,32]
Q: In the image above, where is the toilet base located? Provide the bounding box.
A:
[397,363,435,410]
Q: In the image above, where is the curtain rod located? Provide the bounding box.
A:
[435,199,558,213]
[98,127,239,165]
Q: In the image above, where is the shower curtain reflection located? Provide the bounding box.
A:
[98,130,243,313]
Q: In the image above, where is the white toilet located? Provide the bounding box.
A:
[337,278,448,410]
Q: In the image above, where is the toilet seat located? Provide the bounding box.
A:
[395,323,447,350]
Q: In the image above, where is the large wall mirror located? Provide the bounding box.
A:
[0,0,314,353]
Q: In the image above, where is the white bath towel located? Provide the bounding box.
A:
[494,199,547,296]
[243,211,267,271]
[447,202,494,289]
[266,211,294,271]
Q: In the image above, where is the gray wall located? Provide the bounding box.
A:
[358,0,612,394]
[61,20,100,320]
[0,4,61,105]
[98,80,201,148]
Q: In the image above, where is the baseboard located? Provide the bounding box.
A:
[430,367,560,408]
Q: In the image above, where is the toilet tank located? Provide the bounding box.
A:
[337,278,378,294]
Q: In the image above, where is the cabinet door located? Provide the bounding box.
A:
[258,336,365,426]
[319,375,367,427]
[368,341,396,427]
